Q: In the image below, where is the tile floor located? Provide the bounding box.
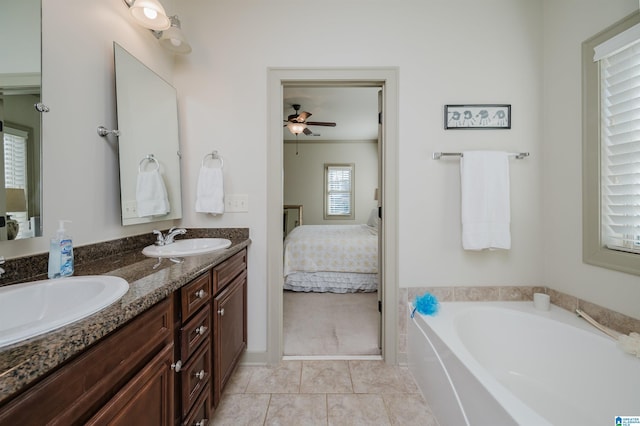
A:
[211,360,440,425]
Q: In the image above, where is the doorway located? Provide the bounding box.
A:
[266,68,399,365]
[282,86,381,357]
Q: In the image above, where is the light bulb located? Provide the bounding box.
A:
[143,7,158,20]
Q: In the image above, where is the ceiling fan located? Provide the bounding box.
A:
[284,104,337,135]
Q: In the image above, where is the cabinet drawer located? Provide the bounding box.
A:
[213,249,246,294]
[180,341,211,418]
[181,272,211,320]
[182,384,210,426]
[180,306,210,361]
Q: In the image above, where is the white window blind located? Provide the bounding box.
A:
[325,164,353,217]
[3,128,29,238]
[4,128,28,189]
[600,41,640,254]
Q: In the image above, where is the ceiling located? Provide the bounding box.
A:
[282,86,380,141]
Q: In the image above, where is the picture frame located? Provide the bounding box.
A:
[444,104,511,129]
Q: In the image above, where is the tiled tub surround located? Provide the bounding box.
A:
[398,286,640,361]
[0,228,250,403]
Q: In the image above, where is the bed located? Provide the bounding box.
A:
[283,224,379,293]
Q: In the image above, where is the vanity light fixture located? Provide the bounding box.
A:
[158,16,192,54]
[126,0,171,31]
[287,121,306,135]
[123,0,192,55]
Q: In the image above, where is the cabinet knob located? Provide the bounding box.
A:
[171,360,182,373]
[195,289,206,299]
[195,325,208,335]
[194,369,206,380]
[217,308,225,316]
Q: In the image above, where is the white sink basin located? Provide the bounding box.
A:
[0,276,129,348]
[142,238,232,258]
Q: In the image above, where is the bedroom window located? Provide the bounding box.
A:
[3,126,29,239]
[324,163,354,220]
[583,12,640,276]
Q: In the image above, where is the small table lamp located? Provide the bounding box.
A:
[5,188,26,240]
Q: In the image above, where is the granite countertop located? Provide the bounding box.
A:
[0,230,250,404]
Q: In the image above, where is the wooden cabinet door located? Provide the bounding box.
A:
[212,270,247,406]
[87,344,174,426]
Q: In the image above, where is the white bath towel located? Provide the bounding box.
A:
[460,151,511,250]
[195,166,224,215]
[136,169,171,217]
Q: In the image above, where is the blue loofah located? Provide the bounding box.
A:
[411,293,440,318]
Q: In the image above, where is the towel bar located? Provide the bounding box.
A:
[432,152,529,160]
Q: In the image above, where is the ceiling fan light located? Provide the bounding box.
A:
[287,122,306,135]
[129,0,171,31]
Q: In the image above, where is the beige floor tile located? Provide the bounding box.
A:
[300,360,353,393]
[211,393,270,426]
[327,394,391,426]
[265,394,327,425]
[223,366,255,394]
[245,361,302,394]
[348,360,413,394]
[397,366,420,393]
[383,394,439,426]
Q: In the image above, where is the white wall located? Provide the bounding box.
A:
[542,0,640,319]
[175,0,544,352]
[5,0,639,356]
[0,0,40,75]
[283,141,378,225]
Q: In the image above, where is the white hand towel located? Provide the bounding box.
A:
[195,166,225,215]
[136,169,171,217]
[460,151,511,250]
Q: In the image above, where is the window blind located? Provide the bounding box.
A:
[600,41,640,254]
[326,165,352,216]
[4,129,28,189]
[3,128,29,239]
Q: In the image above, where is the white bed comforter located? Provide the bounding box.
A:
[283,225,378,277]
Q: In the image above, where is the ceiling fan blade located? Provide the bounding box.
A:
[302,127,313,135]
[306,121,336,127]
[296,111,311,122]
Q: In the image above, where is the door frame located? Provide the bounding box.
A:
[266,67,399,365]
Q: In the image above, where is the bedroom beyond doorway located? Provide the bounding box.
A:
[282,85,382,358]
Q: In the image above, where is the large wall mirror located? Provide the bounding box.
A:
[114,43,182,226]
[0,0,43,241]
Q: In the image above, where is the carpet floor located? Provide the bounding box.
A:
[283,291,381,356]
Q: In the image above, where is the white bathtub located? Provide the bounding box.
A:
[408,301,640,426]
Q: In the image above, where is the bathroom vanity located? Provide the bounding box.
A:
[0,229,249,425]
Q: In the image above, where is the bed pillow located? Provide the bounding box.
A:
[367,207,380,228]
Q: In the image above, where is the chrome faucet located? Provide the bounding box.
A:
[164,227,187,245]
[153,227,187,246]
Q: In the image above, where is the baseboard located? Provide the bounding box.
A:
[283,355,383,361]
[239,350,269,366]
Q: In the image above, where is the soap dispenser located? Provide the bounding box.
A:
[48,220,74,279]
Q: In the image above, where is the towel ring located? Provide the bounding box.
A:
[202,151,223,168]
[139,154,160,172]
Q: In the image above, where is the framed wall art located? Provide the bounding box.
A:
[444,104,511,129]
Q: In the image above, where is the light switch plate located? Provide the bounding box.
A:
[123,200,138,219]
[225,194,248,212]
